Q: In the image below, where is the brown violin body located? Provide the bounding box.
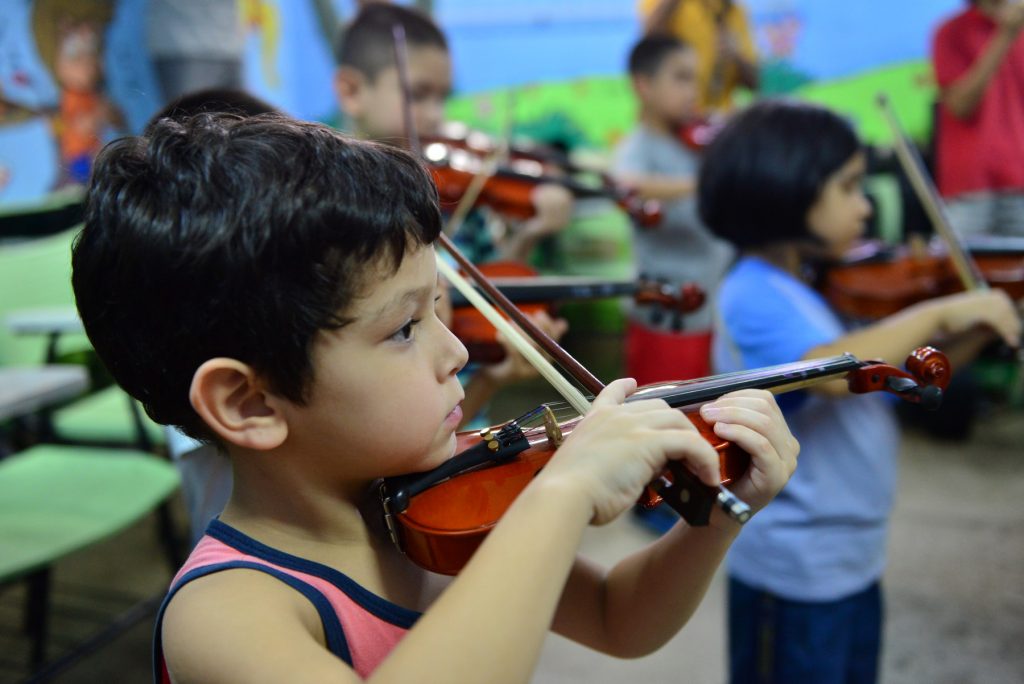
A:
[422,135,662,228]
[382,347,950,575]
[394,411,745,576]
[823,240,1024,319]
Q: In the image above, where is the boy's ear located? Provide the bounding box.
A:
[334,65,365,118]
[632,74,653,101]
[190,359,288,451]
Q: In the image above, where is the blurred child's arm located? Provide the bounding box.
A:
[460,310,569,426]
[614,172,696,202]
[550,390,798,657]
[805,290,1021,396]
[497,183,575,262]
[940,3,1024,119]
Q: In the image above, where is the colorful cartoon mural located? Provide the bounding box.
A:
[0,0,975,209]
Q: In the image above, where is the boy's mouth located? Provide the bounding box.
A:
[443,402,463,429]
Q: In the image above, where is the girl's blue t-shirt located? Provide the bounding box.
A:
[713,256,900,602]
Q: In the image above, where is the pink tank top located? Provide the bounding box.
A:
[153,520,419,682]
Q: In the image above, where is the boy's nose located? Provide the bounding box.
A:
[441,324,469,378]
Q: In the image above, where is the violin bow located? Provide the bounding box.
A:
[390,21,600,407]
[393,21,749,523]
[876,93,987,292]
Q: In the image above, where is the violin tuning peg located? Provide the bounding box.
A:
[883,376,943,410]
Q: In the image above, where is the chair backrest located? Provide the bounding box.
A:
[0,226,89,366]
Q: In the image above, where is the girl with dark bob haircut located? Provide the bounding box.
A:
[698,99,861,249]
[700,98,1019,684]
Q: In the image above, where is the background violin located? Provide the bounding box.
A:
[824,237,1024,319]
[381,347,950,575]
[824,94,1024,320]
[447,261,705,363]
[422,135,663,228]
[677,115,726,152]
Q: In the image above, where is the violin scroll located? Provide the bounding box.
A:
[846,346,950,409]
[634,280,706,314]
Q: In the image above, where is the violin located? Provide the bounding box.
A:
[677,115,727,152]
[824,238,1024,319]
[824,93,1024,319]
[423,121,578,173]
[447,261,705,363]
[422,137,663,228]
[380,346,951,575]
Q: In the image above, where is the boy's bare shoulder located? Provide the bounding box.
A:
[161,567,359,684]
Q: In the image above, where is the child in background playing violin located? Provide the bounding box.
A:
[72,113,799,682]
[332,3,570,425]
[333,3,574,266]
[613,34,735,387]
[699,99,1021,684]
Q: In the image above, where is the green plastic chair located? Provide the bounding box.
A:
[0,444,180,670]
[0,227,165,450]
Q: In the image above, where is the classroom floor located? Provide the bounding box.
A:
[2,333,1023,684]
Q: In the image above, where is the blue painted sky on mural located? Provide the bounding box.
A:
[425,0,965,93]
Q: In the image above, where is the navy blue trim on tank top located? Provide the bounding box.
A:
[152,561,352,684]
[207,519,422,629]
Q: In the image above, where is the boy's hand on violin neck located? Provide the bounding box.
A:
[699,390,800,517]
[933,289,1022,348]
[540,378,721,527]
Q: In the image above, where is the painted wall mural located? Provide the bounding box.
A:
[1,0,968,208]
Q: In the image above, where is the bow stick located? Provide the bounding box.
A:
[876,92,987,291]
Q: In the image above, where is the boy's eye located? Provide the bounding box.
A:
[389,318,420,343]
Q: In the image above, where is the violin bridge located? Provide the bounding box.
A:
[542,405,564,447]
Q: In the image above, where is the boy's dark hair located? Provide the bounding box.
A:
[698,99,861,250]
[335,3,447,80]
[147,88,277,132]
[72,114,442,441]
[627,34,690,77]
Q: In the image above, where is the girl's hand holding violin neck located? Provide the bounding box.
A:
[539,379,719,526]
[699,389,799,518]
[931,289,1022,347]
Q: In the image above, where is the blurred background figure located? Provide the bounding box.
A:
[145,0,244,105]
[932,0,1024,236]
[639,0,760,113]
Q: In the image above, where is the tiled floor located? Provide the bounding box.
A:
[4,335,1023,683]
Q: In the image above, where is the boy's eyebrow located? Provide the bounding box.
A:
[365,284,435,321]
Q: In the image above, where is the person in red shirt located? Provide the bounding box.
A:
[932,0,1024,236]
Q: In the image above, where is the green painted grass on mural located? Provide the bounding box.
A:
[445,60,938,151]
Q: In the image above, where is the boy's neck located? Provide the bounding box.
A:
[639,108,677,137]
[219,445,379,549]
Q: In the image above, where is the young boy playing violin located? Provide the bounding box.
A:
[72,113,799,683]
[333,3,574,265]
[698,99,1021,684]
[332,3,571,426]
[613,34,735,386]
